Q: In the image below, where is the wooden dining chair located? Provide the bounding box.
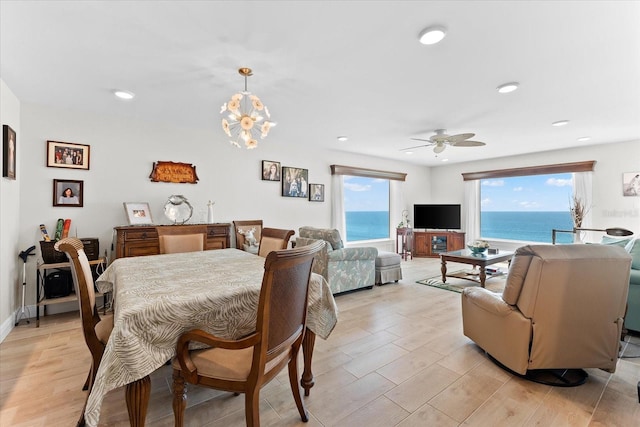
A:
[233,219,263,254]
[258,227,295,257]
[172,240,324,427]
[156,225,207,254]
[55,237,113,427]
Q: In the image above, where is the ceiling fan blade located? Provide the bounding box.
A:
[433,144,446,154]
[451,140,486,147]
[447,133,475,143]
[400,144,432,151]
[409,137,433,143]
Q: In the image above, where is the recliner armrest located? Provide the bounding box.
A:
[327,247,378,262]
[462,287,514,317]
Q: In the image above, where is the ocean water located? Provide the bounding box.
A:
[346,211,389,242]
[346,210,575,243]
[481,211,574,244]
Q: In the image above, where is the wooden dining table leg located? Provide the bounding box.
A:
[301,328,316,396]
[125,375,151,426]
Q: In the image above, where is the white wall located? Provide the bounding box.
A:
[0,100,429,334]
[429,140,640,249]
[0,79,21,341]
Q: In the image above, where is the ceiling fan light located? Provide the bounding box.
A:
[496,82,519,93]
[418,26,446,45]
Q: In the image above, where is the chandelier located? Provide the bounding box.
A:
[220,67,273,149]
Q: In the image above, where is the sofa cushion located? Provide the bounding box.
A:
[625,238,640,271]
[299,226,344,250]
[629,269,640,286]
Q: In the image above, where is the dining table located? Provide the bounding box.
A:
[86,248,338,427]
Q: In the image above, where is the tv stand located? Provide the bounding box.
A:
[414,230,465,257]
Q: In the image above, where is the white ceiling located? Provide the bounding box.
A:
[1,1,639,166]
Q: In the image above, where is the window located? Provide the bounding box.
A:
[343,176,389,242]
[480,173,574,243]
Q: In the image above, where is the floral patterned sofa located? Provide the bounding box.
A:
[296,226,378,295]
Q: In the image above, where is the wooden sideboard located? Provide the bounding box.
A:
[114,223,231,259]
[413,230,465,257]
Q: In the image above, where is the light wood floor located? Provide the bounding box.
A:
[1,257,639,426]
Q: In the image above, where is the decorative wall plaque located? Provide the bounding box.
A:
[149,161,199,184]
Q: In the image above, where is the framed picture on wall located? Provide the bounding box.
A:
[623,172,640,197]
[309,184,324,202]
[2,125,16,180]
[281,166,308,198]
[53,179,84,207]
[261,160,281,181]
[47,140,90,170]
[123,202,153,225]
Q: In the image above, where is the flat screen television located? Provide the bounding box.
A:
[413,204,461,230]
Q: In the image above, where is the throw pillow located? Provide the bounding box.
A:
[600,235,632,247]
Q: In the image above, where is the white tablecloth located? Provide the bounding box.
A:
[86,248,338,427]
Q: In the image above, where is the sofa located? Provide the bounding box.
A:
[296,226,377,294]
[462,244,631,376]
[624,238,640,332]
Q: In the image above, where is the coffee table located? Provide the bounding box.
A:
[440,249,514,288]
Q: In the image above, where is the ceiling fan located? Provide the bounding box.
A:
[402,129,486,154]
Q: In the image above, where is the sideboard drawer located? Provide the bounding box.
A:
[122,229,158,241]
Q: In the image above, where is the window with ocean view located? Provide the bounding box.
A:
[344,175,390,242]
[480,173,574,244]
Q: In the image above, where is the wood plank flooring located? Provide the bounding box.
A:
[1,257,639,426]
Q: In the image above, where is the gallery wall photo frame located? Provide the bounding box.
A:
[261,160,281,181]
[2,125,16,180]
[123,202,154,225]
[53,179,84,207]
[309,184,325,202]
[622,172,640,197]
[47,140,90,170]
[281,166,309,198]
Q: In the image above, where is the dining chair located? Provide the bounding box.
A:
[156,225,207,254]
[233,219,263,254]
[257,227,295,257]
[55,237,113,427]
[172,240,324,427]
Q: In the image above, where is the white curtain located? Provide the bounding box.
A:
[573,171,593,241]
[464,179,480,241]
[390,180,405,234]
[331,174,346,239]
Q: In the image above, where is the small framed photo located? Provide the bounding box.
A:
[2,125,16,180]
[623,172,640,197]
[53,179,84,207]
[261,160,281,181]
[309,184,324,202]
[47,140,90,170]
[123,202,153,225]
[282,166,309,198]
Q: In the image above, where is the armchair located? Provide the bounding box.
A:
[296,226,377,294]
[462,244,631,385]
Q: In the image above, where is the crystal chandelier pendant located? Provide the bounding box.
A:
[220,68,273,149]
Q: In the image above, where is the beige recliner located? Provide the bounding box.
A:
[462,244,631,380]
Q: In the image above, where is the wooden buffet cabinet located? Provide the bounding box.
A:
[113,223,231,259]
[413,230,465,257]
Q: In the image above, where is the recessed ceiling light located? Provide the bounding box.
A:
[405,151,414,155]
[552,120,569,127]
[496,82,519,93]
[418,26,447,45]
[114,90,135,100]
[337,136,348,142]
[441,158,449,162]
[577,136,591,142]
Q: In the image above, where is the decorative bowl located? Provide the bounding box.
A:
[467,244,488,255]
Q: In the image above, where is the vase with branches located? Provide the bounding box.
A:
[570,196,589,242]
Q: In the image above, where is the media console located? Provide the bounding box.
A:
[413,230,465,257]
